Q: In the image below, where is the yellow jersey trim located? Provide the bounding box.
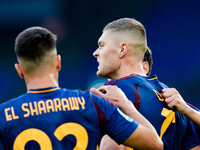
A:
[148,77,157,81]
[27,87,60,93]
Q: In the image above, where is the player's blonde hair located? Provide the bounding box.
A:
[103,18,147,58]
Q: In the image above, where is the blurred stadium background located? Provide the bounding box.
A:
[1,0,200,107]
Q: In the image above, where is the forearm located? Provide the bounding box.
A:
[123,124,163,150]
[183,105,200,128]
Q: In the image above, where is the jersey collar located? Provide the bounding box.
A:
[27,86,60,94]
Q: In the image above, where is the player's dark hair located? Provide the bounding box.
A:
[143,47,153,76]
[14,27,57,60]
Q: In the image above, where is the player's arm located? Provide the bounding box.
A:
[189,146,200,150]
[99,135,126,150]
[90,85,163,150]
[162,88,200,128]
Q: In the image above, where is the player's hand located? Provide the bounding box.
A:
[162,88,189,114]
[90,85,133,113]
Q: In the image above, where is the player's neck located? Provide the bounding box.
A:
[111,64,147,79]
[25,73,59,90]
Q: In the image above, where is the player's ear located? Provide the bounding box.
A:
[143,61,149,76]
[56,55,61,71]
[15,63,24,78]
[119,43,128,58]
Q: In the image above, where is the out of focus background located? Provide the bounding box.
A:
[1,0,200,107]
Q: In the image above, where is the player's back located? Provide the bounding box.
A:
[0,86,135,150]
[105,74,200,150]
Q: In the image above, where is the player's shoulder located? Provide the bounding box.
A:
[89,91,114,106]
[61,88,112,106]
[89,92,118,120]
[146,75,168,89]
[105,74,159,87]
[1,93,27,104]
[0,94,27,111]
[105,74,142,86]
[59,88,90,97]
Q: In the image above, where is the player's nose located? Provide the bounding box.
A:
[93,49,99,58]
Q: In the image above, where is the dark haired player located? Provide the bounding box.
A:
[143,47,153,76]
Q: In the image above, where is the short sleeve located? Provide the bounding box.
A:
[90,93,139,144]
[181,119,200,150]
[105,108,139,144]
